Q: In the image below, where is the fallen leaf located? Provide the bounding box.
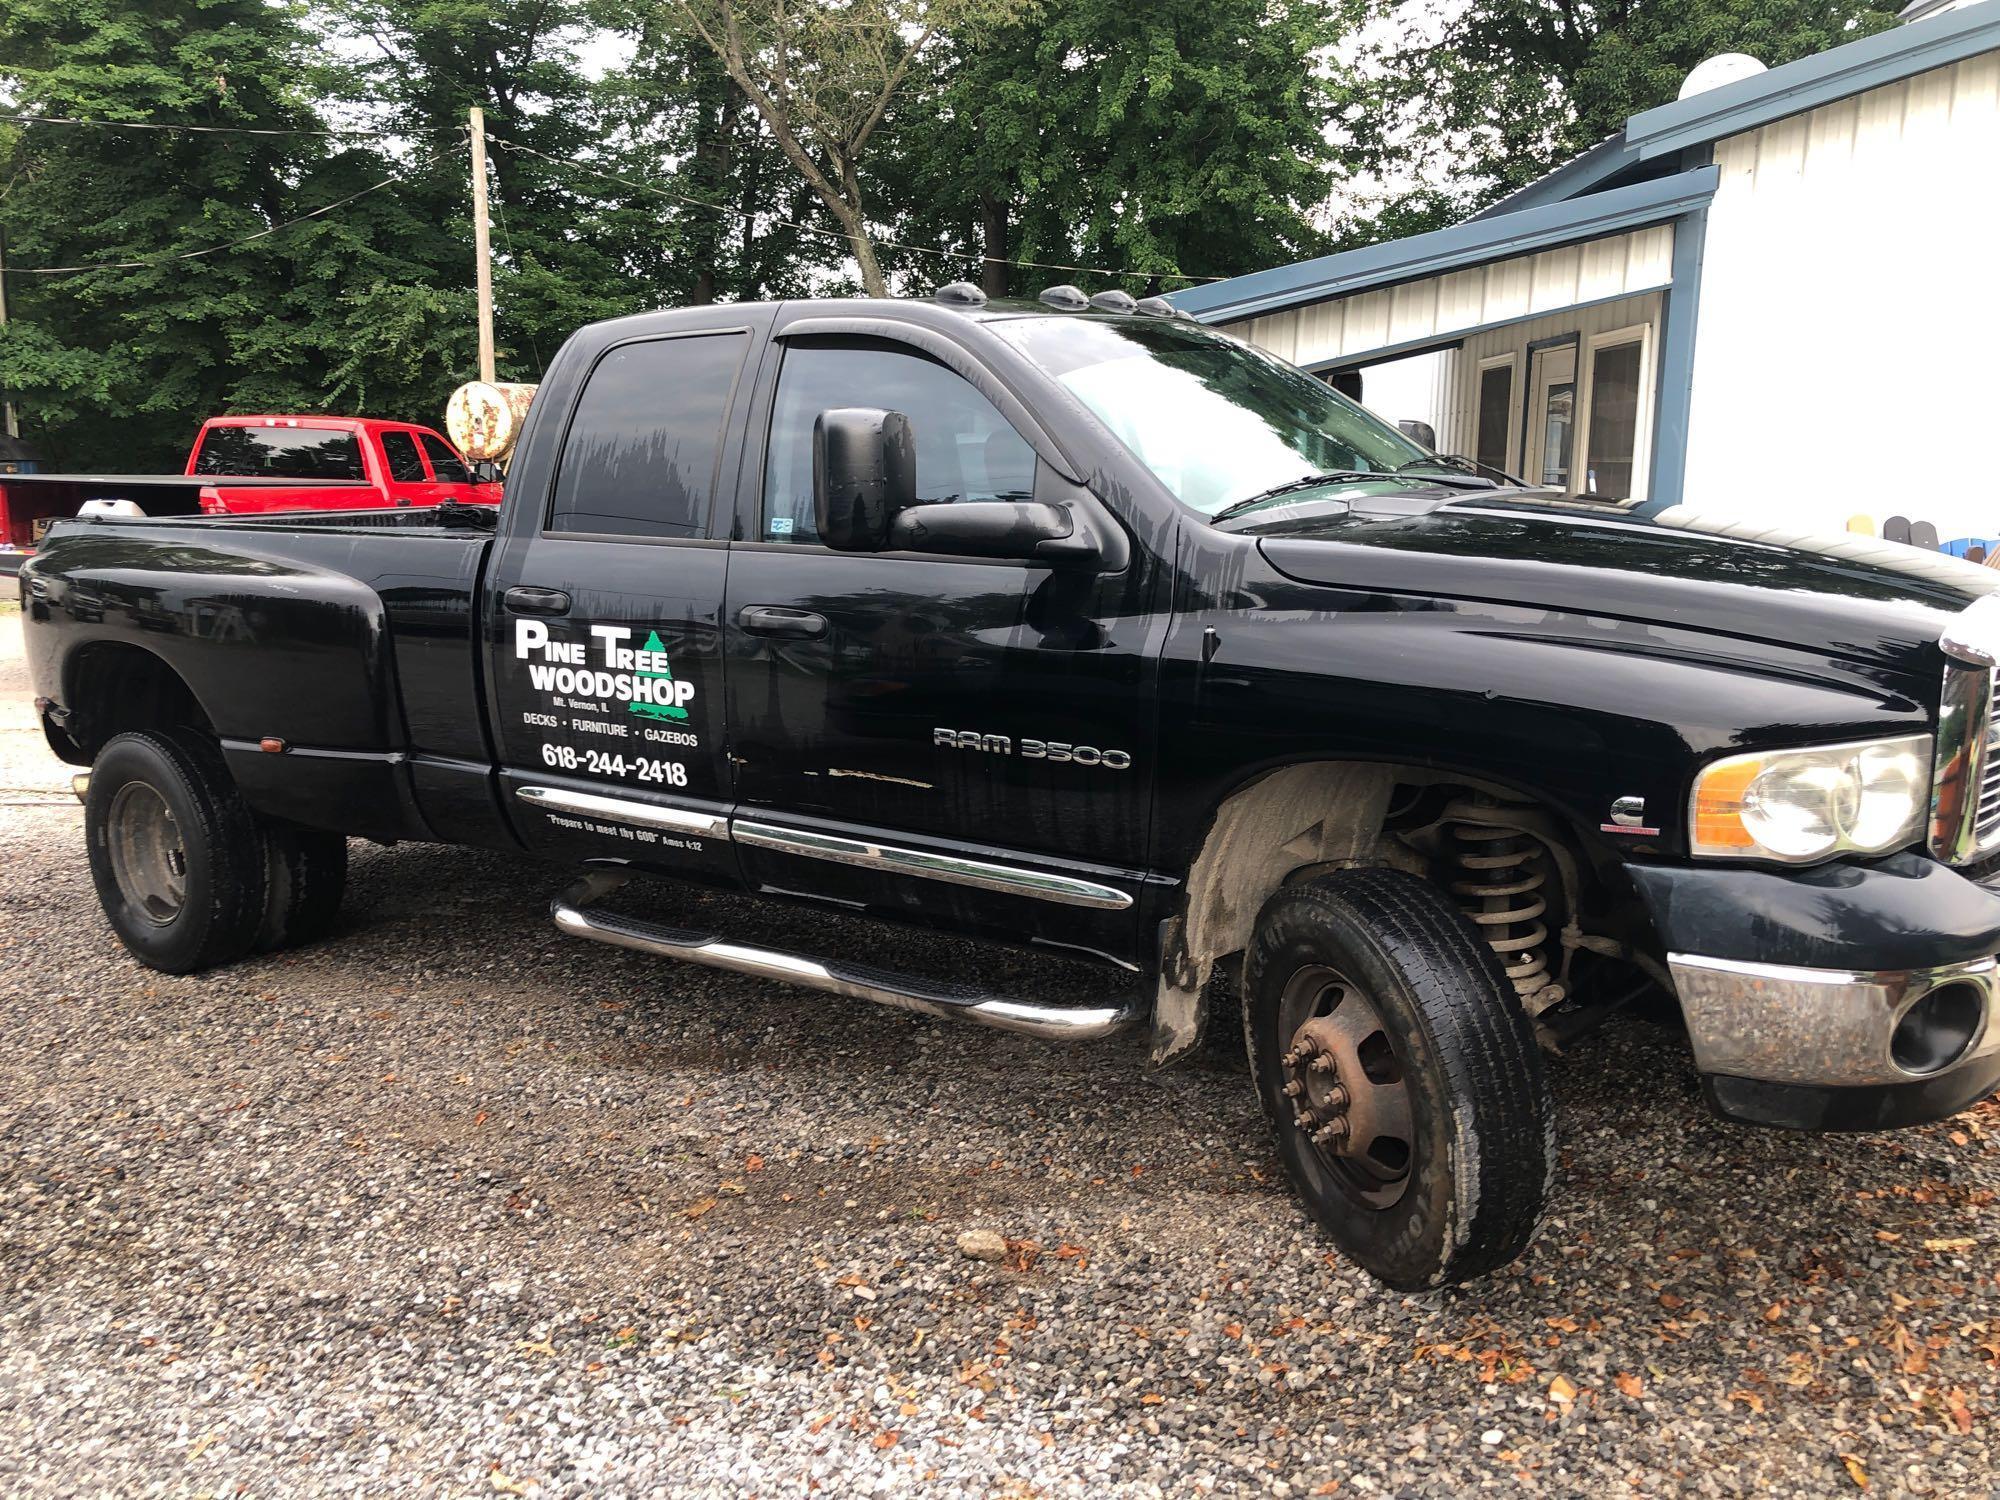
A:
[871,1431,899,1450]
[1658,1293,1685,1310]
[1140,1393,1165,1405]
[1547,1375,1578,1403]
[490,1471,534,1496]
[1839,1453,1868,1490]
[1764,1302,1786,1324]
[745,1154,765,1172]
[1923,1237,1976,1252]
[682,1197,718,1221]
[1614,1373,1644,1399]
[186,1431,221,1461]
[1727,1389,1766,1414]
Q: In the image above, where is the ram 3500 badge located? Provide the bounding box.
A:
[23,283,2000,1291]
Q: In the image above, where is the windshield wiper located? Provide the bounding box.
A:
[1210,472,1404,524]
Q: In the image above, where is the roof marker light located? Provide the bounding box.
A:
[934,281,987,307]
[1037,284,1090,311]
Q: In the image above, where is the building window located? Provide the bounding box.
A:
[1475,358,1515,476]
[1583,336,1645,502]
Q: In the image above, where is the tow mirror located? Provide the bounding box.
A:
[813,407,915,551]
[889,500,1099,565]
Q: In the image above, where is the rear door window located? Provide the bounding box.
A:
[549,333,749,539]
[379,430,428,483]
[194,425,365,480]
[420,433,472,485]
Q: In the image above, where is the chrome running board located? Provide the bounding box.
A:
[550,874,1141,1042]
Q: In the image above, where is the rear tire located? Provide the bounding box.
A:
[1244,868,1555,1290]
[256,827,348,951]
[85,729,266,975]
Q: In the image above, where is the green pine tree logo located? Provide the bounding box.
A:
[629,629,689,720]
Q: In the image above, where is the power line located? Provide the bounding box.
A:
[0,112,459,139]
[487,133,1226,286]
[8,154,451,276]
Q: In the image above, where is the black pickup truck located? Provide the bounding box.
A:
[20,286,2000,1289]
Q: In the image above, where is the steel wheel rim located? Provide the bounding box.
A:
[1278,963,1416,1210]
[107,782,188,925]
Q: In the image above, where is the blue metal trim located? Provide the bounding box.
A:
[1626,3,2000,161]
[1634,203,1711,516]
[1469,131,1641,221]
[1171,166,1717,324]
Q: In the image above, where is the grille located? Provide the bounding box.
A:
[1978,685,2000,853]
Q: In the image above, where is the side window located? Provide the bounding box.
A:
[379,430,427,483]
[419,433,472,485]
[549,333,748,539]
[763,341,1038,545]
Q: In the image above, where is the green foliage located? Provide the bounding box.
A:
[0,0,1912,472]
[888,0,1362,296]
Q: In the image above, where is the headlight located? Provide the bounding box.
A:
[1689,734,1932,863]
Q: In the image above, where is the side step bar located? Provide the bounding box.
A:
[550,874,1143,1042]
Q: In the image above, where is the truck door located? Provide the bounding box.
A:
[721,330,1167,965]
[486,314,768,886]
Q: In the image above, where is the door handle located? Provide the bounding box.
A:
[738,605,828,639]
[503,585,571,616]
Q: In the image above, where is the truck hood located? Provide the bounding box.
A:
[1249,494,1997,676]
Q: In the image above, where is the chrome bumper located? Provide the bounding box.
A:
[1669,952,1999,1087]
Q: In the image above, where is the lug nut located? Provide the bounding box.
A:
[1324,1083,1349,1111]
[1312,1119,1349,1147]
[1282,1080,1303,1098]
[1309,1054,1337,1074]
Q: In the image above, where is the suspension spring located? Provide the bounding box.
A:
[1450,820,1560,1008]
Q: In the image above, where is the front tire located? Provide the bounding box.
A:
[85,729,267,975]
[1244,868,1555,1290]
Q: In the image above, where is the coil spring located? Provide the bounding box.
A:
[1450,822,1553,1002]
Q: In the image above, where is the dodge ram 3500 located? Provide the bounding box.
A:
[20,285,2000,1289]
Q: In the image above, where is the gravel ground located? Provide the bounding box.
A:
[1,600,1997,1498]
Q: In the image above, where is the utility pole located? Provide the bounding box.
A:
[0,226,18,438]
[469,106,496,385]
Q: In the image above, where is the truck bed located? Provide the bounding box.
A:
[20,510,500,843]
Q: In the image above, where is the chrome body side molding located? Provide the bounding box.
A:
[731,819,1134,910]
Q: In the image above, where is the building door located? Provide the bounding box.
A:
[1524,344,1578,492]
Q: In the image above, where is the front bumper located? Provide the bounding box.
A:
[1669,951,2000,1129]
[1632,853,2000,1130]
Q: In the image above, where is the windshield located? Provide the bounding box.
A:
[988,315,1435,516]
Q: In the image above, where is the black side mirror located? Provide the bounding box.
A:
[813,407,915,551]
[888,500,1093,563]
[1397,418,1437,449]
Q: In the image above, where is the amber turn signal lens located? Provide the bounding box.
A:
[1691,755,1762,851]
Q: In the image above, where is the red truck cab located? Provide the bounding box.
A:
[188,416,502,514]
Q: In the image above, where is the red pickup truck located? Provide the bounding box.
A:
[1,416,499,575]
[187,415,501,513]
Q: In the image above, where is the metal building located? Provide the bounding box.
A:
[1172,0,2000,552]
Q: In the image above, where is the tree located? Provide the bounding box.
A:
[888,0,1362,298]
[0,0,344,466]
[320,0,650,379]
[1351,0,1900,231]
[635,0,1023,296]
